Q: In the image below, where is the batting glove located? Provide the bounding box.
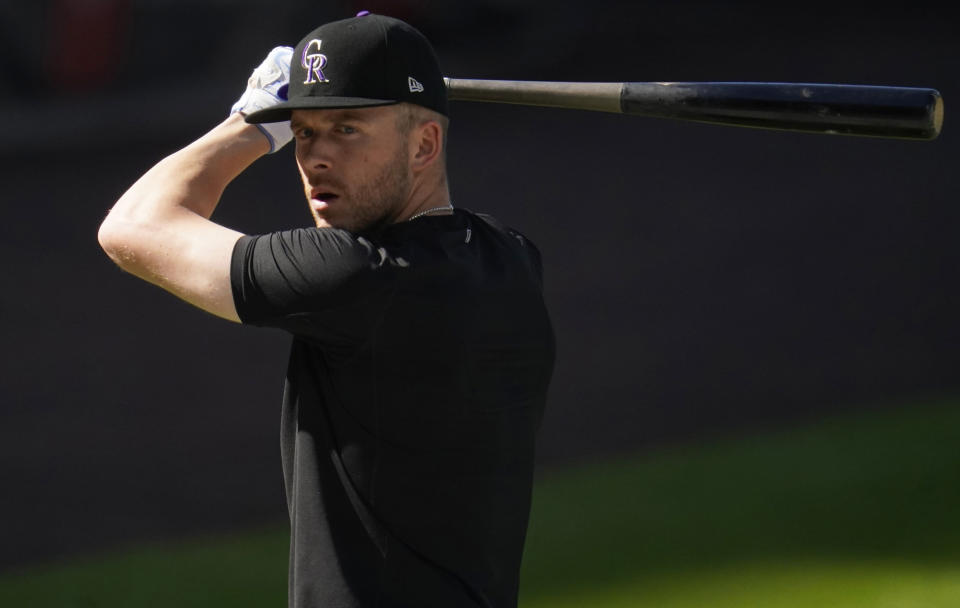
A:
[231,46,293,153]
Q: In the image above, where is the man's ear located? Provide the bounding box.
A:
[410,120,442,171]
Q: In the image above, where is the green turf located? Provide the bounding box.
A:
[2,399,959,607]
[518,398,960,607]
[0,526,289,607]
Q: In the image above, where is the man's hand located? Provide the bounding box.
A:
[231,46,294,153]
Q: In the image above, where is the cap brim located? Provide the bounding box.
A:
[244,96,399,123]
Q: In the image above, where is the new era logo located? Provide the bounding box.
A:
[408,77,424,93]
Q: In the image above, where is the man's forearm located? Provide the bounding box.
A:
[104,113,269,227]
[98,113,268,279]
[96,46,292,322]
[96,114,270,321]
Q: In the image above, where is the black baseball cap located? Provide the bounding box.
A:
[245,12,447,123]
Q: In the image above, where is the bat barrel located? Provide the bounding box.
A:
[621,82,943,140]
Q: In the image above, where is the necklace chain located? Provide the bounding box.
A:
[407,204,454,221]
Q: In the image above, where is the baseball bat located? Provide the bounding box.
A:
[443,79,943,140]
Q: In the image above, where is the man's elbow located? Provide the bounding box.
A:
[97,214,140,270]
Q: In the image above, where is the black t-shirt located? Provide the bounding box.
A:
[230,208,555,608]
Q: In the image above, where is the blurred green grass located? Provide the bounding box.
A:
[2,399,958,607]
[519,398,960,606]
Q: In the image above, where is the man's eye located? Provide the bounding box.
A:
[295,128,313,139]
[338,125,357,134]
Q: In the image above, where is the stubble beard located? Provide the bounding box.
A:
[310,143,412,235]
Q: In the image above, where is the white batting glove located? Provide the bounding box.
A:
[231,46,294,153]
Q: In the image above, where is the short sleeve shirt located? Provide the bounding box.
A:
[230,209,555,608]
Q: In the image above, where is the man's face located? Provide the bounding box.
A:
[291,106,412,233]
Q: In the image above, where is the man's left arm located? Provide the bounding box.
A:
[98,47,292,322]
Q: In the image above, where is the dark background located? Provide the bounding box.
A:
[1,0,957,572]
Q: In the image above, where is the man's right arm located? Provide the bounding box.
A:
[98,46,294,322]
[98,114,266,322]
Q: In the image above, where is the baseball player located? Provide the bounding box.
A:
[97,12,555,608]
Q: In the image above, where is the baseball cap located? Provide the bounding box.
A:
[245,12,448,123]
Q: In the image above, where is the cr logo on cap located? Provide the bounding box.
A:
[302,39,329,85]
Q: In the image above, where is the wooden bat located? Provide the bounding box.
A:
[442,79,943,140]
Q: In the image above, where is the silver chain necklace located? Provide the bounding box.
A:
[407,204,454,221]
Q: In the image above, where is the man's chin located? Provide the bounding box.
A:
[313,214,362,233]
[309,205,387,235]
[309,206,337,229]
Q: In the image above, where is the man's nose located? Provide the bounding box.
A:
[300,136,334,170]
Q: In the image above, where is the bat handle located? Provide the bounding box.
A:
[445,77,623,113]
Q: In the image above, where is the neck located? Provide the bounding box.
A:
[399,170,452,221]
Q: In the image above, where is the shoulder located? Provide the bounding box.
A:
[465,211,538,249]
[469,211,543,261]
[240,227,373,258]
[455,210,546,286]
[231,227,404,324]
[236,226,415,274]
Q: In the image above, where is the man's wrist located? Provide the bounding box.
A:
[230,45,294,153]
[222,112,273,155]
